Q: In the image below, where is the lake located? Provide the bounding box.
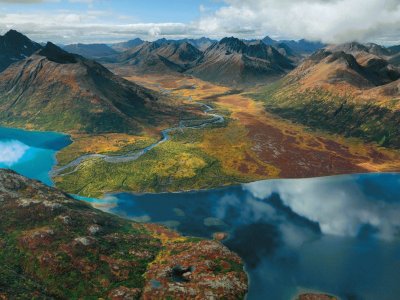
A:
[0,126,71,185]
[1,126,399,300]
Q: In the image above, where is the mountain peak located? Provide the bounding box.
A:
[38,42,77,64]
[219,37,246,53]
[262,36,277,45]
[4,29,24,38]
[0,29,42,72]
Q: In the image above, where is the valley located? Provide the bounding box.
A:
[53,73,400,197]
[1,0,400,298]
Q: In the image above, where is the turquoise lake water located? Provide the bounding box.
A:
[1,126,400,300]
[0,126,71,185]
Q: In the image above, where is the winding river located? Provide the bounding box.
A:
[52,101,224,177]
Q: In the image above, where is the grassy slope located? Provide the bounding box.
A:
[251,78,400,148]
[54,74,400,197]
[55,128,254,197]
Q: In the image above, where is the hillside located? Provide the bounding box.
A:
[0,30,42,72]
[112,40,203,74]
[63,43,117,58]
[0,169,247,299]
[252,42,400,148]
[188,37,294,86]
[0,42,177,134]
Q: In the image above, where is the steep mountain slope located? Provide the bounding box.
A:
[63,43,117,58]
[110,38,144,52]
[0,169,247,299]
[114,40,203,74]
[188,37,294,86]
[252,42,400,148]
[0,42,172,134]
[0,30,42,72]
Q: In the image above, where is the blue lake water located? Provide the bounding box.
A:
[1,126,400,300]
[0,126,71,185]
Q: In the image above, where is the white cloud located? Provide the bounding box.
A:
[199,0,400,44]
[0,140,29,166]
[1,0,400,44]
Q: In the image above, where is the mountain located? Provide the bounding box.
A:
[110,38,144,52]
[185,37,217,51]
[253,42,400,148]
[63,43,117,58]
[113,40,203,74]
[187,37,294,86]
[0,29,42,72]
[0,169,247,299]
[0,42,172,134]
[262,36,325,55]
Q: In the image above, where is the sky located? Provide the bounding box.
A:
[0,0,400,45]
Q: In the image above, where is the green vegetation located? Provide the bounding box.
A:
[0,171,161,298]
[251,81,400,148]
[55,128,242,197]
[0,170,247,299]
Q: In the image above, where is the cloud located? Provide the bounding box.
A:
[1,0,400,44]
[199,0,400,44]
[0,140,29,166]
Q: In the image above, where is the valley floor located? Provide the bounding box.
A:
[54,74,400,197]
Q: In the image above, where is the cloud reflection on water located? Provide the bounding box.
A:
[243,175,400,240]
[0,140,29,167]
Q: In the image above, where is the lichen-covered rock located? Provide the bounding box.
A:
[297,293,338,300]
[0,169,248,299]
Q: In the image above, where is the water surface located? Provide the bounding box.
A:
[1,126,399,300]
[0,126,71,185]
[96,174,400,300]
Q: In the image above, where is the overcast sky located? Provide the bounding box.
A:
[0,0,400,45]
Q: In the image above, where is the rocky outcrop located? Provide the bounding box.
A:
[0,169,248,299]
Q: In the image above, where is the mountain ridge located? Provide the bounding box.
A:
[0,42,173,134]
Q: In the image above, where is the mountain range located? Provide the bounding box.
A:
[111,40,203,74]
[253,41,400,148]
[63,43,117,58]
[105,36,295,85]
[187,37,295,85]
[1,29,400,146]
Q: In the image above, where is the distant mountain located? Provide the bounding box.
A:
[262,36,325,55]
[0,42,169,134]
[253,42,400,148]
[0,29,42,72]
[179,37,217,51]
[63,43,117,58]
[187,37,294,86]
[110,38,144,52]
[114,40,203,74]
[150,37,216,51]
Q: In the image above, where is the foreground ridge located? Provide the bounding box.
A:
[0,169,247,299]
